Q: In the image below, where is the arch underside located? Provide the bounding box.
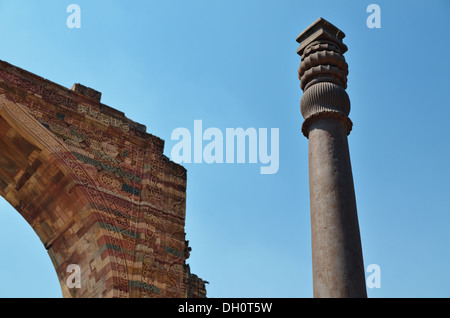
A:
[0,93,131,297]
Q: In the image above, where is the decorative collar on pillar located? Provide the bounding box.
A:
[297,17,353,138]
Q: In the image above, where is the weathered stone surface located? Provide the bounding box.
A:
[297,18,367,298]
[0,59,206,298]
[71,83,102,102]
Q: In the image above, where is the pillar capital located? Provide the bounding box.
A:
[297,18,352,138]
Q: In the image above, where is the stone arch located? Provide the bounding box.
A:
[0,93,129,297]
[0,58,207,298]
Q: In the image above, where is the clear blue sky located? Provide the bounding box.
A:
[0,0,449,298]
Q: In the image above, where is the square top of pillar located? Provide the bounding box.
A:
[296,17,348,56]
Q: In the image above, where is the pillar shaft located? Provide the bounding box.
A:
[297,18,367,298]
[308,118,366,297]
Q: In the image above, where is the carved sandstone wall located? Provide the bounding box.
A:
[0,59,206,298]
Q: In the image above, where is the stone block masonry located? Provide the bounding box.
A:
[0,59,206,298]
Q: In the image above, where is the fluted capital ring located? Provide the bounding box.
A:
[297,18,353,138]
